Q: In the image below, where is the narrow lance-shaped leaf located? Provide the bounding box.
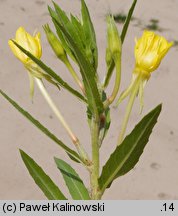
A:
[121,0,137,43]
[53,2,84,53]
[49,2,103,115]
[51,17,104,116]
[50,1,98,71]
[70,14,86,46]
[20,150,67,200]
[12,41,86,103]
[81,0,98,70]
[0,89,81,163]
[99,104,162,192]
[104,0,137,88]
[55,157,90,200]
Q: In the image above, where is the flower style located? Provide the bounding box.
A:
[134,31,173,79]
[8,27,42,65]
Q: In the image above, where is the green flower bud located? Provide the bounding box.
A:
[105,47,112,68]
[43,24,67,61]
[107,16,122,56]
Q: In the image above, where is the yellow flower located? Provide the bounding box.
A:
[8,27,59,99]
[116,31,173,111]
[134,31,173,78]
[8,27,42,65]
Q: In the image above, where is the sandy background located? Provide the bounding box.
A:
[0,0,178,200]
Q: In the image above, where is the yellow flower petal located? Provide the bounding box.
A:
[9,27,42,64]
[8,39,26,62]
[34,32,42,58]
[134,31,172,74]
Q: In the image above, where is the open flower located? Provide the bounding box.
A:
[8,27,42,65]
[134,31,173,79]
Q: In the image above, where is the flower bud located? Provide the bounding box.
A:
[107,16,122,56]
[43,24,67,62]
[105,47,112,68]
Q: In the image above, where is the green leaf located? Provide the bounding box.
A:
[121,0,137,43]
[55,157,90,200]
[50,1,98,71]
[99,104,162,192]
[103,0,137,88]
[12,41,86,103]
[81,0,98,70]
[51,17,104,116]
[20,149,67,200]
[70,14,86,46]
[0,89,81,163]
[52,2,84,53]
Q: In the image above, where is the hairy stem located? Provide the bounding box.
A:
[90,116,100,199]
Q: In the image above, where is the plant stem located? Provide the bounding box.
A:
[117,77,140,145]
[64,59,85,95]
[35,77,90,165]
[104,53,121,108]
[90,116,100,199]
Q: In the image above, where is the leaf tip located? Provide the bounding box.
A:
[54,156,58,163]
[19,148,24,155]
[154,103,162,115]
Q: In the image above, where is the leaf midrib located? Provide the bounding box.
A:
[58,162,86,200]
[23,156,61,199]
[101,110,159,191]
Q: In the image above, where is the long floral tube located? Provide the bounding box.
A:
[117,75,141,145]
[35,78,90,165]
